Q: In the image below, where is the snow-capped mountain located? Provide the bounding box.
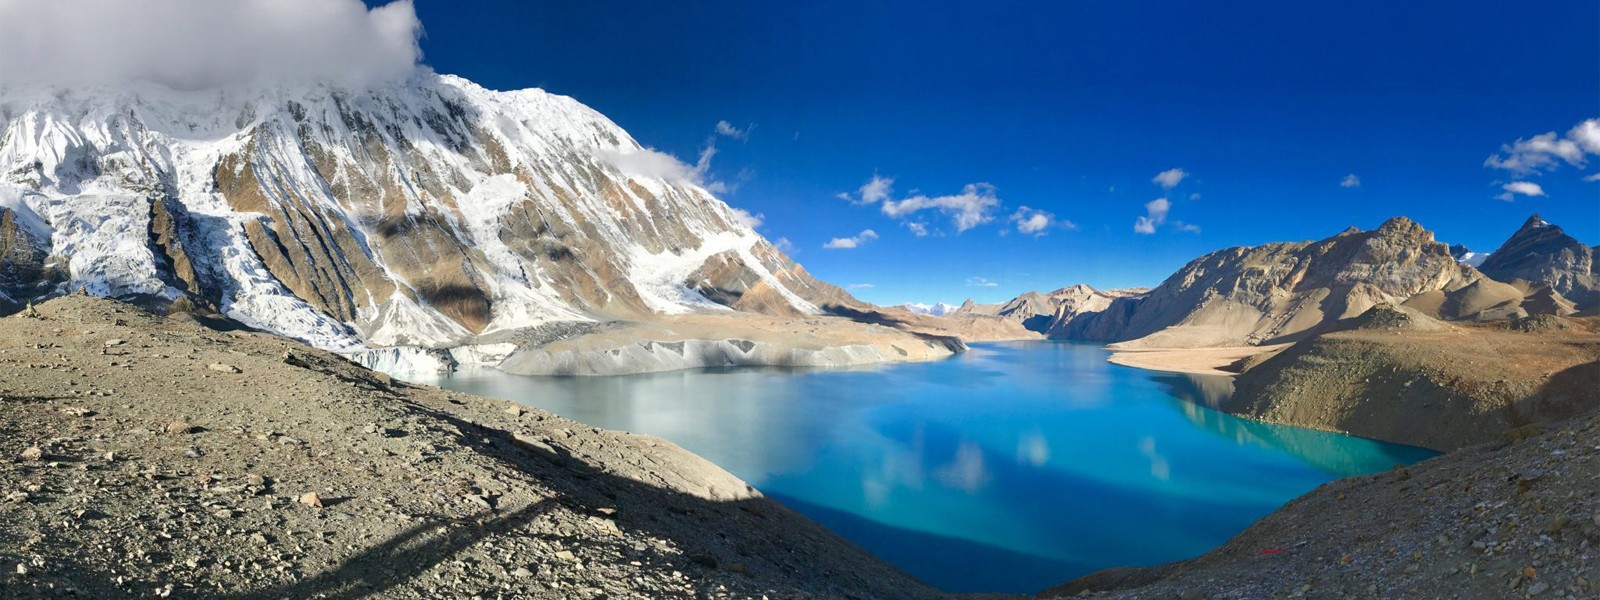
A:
[900,302,961,316]
[1448,243,1489,268]
[0,73,857,352]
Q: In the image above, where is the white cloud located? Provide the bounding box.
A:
[1341,174,1361,188]
[715,120,750,140]
[844,175,894,205]
[1585,173,1600,182]
[1173,221,1202,233]
[823,229,879,249]
[1152,168,1188,189]
[1133,197,1171,234]
[1569,119,1600,155]
[599,147,701,183]
[906,222,930,237]
[881,183,1000,233]
[1496,181,1546,202]
[965,276,999,287]
[1010,206,1060,236]
[729,208,763,229]
[846,283,875,290]
[773,237,798,255]
[1188,192,1201,201]
[0,0,422,89]
[1484,120,1600,175]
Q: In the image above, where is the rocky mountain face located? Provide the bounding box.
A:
[1476,214,1599,310]
[1051,217,1501,348]
[955,285,1149,334]
[0,74,856,354]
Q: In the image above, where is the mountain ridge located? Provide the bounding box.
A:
[0,73,871,364]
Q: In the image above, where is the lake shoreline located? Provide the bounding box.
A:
[1104,345,1288,376]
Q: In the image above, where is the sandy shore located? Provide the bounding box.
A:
[1105,345,1288,376]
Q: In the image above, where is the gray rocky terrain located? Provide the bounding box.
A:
[0,295,946,599]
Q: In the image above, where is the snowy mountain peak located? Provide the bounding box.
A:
[0,73,855,352]
[901,302,961,316]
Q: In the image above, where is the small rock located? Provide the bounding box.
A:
[207,363,241,374]
[5,491,28,503]
[104,339,126,347]
[298,492,324,508]
[1525,582,1548,595]
[249,532,270,545]
[504,406,526,417]
[245,474,267,487]
[15,564,26,576]
[214,509,235,519]
[554,550,576,561]
[512,567,533,578]
[19,446,44,461]
[103,451,116,462]
[165,421,193,435]
[184,447,203,459]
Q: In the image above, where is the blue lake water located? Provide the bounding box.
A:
[411,341,1436,593]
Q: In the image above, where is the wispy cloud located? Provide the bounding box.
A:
[1340,174,1361,188]
[840,175,1005,235]
[1496,181,1546,202]
[837,175,896,207]
[1485,119,1599,175]
[773,237,798,255]
[729,207,763,229]
[714,120,751,140]
[846,283,875,290]
[824,229,879,249]
[1152,168,1188,190]
[1010,206,1068,236]
[1173,221,1201,233]
[966,276,999,287]
[1133,197,1171,234]
[602,121,752,194]
[881,183,1001,233]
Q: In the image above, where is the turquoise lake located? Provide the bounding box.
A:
[411,341,1436,593]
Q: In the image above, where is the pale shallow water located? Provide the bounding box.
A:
[409,341,1435,593]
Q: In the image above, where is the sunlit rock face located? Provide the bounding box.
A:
[1476,214,1599,309]
[0,74,852,351]
[1052,217,1505,348]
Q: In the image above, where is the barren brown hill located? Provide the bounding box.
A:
[1219,304,1600,451]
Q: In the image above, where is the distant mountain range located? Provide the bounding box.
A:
[970,214,1598,349]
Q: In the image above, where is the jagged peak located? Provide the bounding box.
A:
[1337,226,1362,236]
[1520,213,1552,230]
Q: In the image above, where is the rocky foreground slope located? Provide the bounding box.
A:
[1048,404,1600,599]
[0,295,940,599]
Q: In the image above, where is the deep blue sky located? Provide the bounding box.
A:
[397,1,1599,305]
